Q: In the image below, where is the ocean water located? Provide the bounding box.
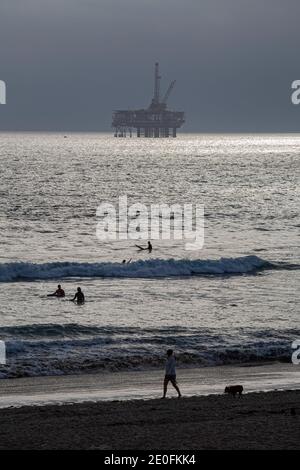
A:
[0,132,299,379]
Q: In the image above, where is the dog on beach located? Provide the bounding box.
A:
[224,385,243,397]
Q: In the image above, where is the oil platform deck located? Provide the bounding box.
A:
[112,63,185,138]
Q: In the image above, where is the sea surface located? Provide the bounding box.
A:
[0,133,299,379]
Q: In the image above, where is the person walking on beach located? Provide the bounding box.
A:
[162,349,181,399]
[47,284,65,298]
[70,287,85,304]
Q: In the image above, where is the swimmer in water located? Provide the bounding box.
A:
[47,285,65,298]
[70,287,85,304]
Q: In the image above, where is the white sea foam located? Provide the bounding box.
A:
[0,323,295,379]
[0,256,273,282]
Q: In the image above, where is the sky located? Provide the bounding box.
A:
[0,0,300,132]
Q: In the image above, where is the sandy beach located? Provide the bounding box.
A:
[0,389,299,450]
[1,0,300,453]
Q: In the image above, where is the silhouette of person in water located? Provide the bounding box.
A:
[47,284,65,298]
[135,241,153,252]
[122,259,132,264]
[161,349,181,399]
[70,287,85,304]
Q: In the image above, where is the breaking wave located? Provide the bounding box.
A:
[0,323,297,379]
[0,255,280,282]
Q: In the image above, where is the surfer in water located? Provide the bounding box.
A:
[47,285,65,298]
[70,287,85,304]
[135,241,152,253]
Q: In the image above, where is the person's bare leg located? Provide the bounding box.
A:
[171,380,181,397]
[162,378,168,398]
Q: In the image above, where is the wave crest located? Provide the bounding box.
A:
[0,255,273,282]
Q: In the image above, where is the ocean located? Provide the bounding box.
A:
[0,132,299,381]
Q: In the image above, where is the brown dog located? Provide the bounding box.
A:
[224,385,243,397]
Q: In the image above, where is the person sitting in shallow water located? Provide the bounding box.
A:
[47,284,65,298]
[70,287,85,304]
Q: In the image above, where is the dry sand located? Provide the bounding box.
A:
[0,390,299,449]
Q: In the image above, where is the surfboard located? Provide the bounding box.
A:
[135,244,146,250]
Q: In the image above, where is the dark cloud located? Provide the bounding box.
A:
[0,0,299,131]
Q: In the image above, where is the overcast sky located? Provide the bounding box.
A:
[0,0,300,132]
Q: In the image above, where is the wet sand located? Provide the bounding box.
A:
[0,362,299,408]
[0,389,299,449]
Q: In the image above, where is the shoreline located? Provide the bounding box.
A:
[0,362,299,408]
[0,389,299,449]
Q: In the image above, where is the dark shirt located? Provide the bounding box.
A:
[55,288,65,298]
[74,291,85,304]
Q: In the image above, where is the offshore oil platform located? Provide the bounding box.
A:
[112,63,185,138]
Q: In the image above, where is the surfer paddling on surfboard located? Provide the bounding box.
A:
[47,285,65,298]
[135,241,152,253]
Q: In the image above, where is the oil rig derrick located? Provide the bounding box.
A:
[112,63,185,138]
